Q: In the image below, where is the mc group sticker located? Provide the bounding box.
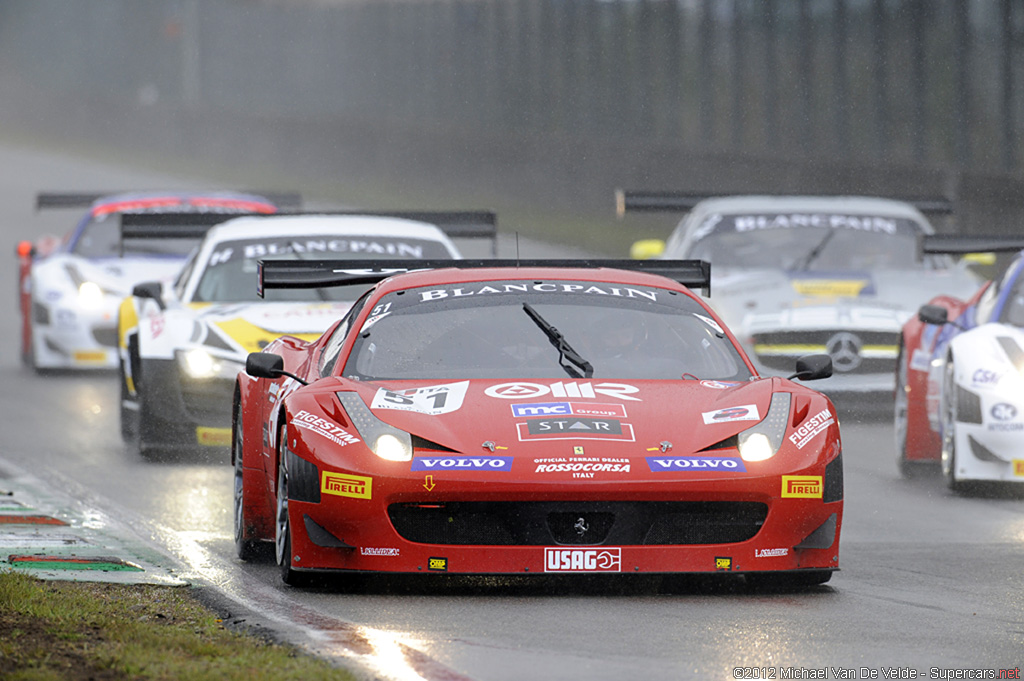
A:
[544,547,621,572]
[781,475,822,498]
[646,456,747,472]
[510,401,627,418]
[411,456,513,472]
[372,380,469,415]
[518,417,635,442]
[702,405,760,424]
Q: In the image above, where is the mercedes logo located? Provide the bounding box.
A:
[825,331,863,372]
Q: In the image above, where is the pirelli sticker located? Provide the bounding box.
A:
[781,475,822,498]
[321,472,372,499]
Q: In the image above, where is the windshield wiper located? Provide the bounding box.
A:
[522,303,593,379]
[794,229,837,270]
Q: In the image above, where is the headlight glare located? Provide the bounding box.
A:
[374,433,412,461]
[77,281,105,309]
[176,349,244,380]
[738,392,792,462]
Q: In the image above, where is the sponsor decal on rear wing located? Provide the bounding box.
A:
[255,258,713,297]
[614,189,954,218]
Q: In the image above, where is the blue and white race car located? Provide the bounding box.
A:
[16,191,293,371]
[117,210,495,459]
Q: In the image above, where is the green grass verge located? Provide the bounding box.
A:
[0,570,354,681]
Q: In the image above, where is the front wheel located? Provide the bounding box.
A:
[275,426,309,586]
[119,359,139,442]
[894,343,916,477]
[233,400,262,561]
[939,357,963,492]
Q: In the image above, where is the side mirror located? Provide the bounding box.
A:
[630,239,666,260]
[789,354,833,381]
[246,352,285,379]
[918,304,948,326]
[132,281,166,311]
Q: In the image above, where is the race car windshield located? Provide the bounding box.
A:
[70,217,199,258]
[343,280,753,381]
[191,236,457,303]
[687,213,926,271]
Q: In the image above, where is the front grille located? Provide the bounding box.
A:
[92,325,118,348]
[752,329,898,374]
[181,378,235,422]
[387,501,768,546]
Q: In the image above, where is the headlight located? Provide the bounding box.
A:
[737,392,791,462]
[176,349,245,380]
[77,281,105,309]
[337,392,413,462]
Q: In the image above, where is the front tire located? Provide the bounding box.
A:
[233,399,262,561]
[275,426,308,585]
[894,343,916,477]
[119,358,139,442]
[940,357,963,492]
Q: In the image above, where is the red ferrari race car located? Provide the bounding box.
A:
[233,258,843,588]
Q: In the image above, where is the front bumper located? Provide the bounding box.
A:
[137,358,236,449]
[31,297,119,369]
[273,452,844,577]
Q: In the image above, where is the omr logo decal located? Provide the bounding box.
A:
[321,472,372,499]
[781,475,822,498]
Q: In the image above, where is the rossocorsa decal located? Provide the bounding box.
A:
[371,381,469,415]
[486,381,640,401]
[416,282,660,303]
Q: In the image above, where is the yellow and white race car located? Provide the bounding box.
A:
[118,211,494,459]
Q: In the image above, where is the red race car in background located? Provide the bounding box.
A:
[233,258,843,588]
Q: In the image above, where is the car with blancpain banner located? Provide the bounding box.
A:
[16,190,295,372]
[118,210,494,459]
[895,234,1024,489]
[232,257,843,588]
[618,191,982,406]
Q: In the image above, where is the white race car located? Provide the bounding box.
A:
[618,191,983,407]
[117,211,495,459]
[17,191,291,371]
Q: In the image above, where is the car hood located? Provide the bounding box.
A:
[340,376,779,458]
[35,254,185,295]
[188,302,352,355]
[709,266,982,333]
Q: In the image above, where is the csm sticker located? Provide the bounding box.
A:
[788,409,835,449]
[702,405,760,424]
[486,381,640,401]
[372,380,469,415]
[781,475,822,498]
[646,456,747,472]
[428,557,448,571]
[411,456,513,472]
[517,417,635,442]
[715,557,733,571]
[510,401,627,418]
[544,547,621,572]
[321,472,372,500]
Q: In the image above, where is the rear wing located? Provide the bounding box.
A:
[118,212,265,248]
[257,258,711,298]
[35,191,302,211]
[614,189,955,218]
[272,210,499,255]
[919,234,1024,256]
